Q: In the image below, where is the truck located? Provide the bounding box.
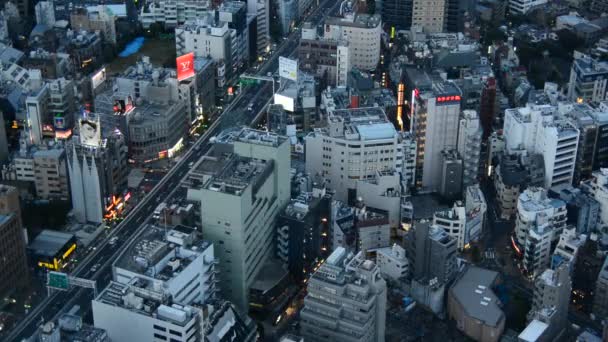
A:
[153,202,167,219]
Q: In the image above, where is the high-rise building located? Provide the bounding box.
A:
[412,0,445,33]
[0,185,28,307]
[592,255,608,320]
[479,77,497,140]
[458,110,482,188]
[299,23,351,87]
[409,221,458,284]
[527,264,571,340]
[515,188,567,273]
[550,186,599,234]
[324,14,382,71]
[67,115,128,224]
[187,128,290,311]
[139,0,211,29]
[305,107,406,204]
[567,55,608,104]
[413,81,462,193]
[508,0,548,15]
[380,0,412,31]
[300,247,387,342]
[433,202,466,249]
[503,104,579,189]
[580,168,608,225]
[551,226,586,272]
[34,1,55,26]
[71,6,117,44]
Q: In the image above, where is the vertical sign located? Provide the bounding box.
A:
[279,56,298,82]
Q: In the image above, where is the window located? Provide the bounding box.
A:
[169,329,182,337]
[154,325,167,332]
[154,333,167,340]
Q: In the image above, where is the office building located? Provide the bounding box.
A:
[527,264,571,340]
[175,17,234,78]
[305,107,404,203]
[432,186,486,248]
[187,128,290,311]
[448,266,505,342]
[277,192,331,282]
[380,0,412,31]
[0,185,28,307]
[67,116,128,224]
[567,55,608,104]
[62,30,103,73]
[33,148,70,201]
[458,110,482,188]
[276,0,297,34]
[34,1,55,26]
[494,153,544,219]
[412,0,445,33]
[273,72,317,131]
[503,104,579,189]
[439,149,463,199]
[139,0,211,29]
[299,23,351,87]
[324,14,382,71]
[413,81,462,193]
[515,187,567,261]
[219,1,250,71]
[376,243,409,283]
[113,225,216,305]
[508,0,548,15]
[355,171,403,228]
[410,221,458,284]
[93,281,256,342]
[561,104,598,184]
[592,256,608,320]
[433,202,466,250]
[28,230,77,271]
[71,6,117,44]
[300,247,387,342]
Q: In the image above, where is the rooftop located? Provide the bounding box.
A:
[450,266,504,327]
[114,224,212,282]
[518,319,548,342]
[319,107,397,141]
[201,154,273,196]
[28,230,75,257]
[326,14,381,29]
[215,127,288,148]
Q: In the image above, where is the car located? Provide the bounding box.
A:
[247,104,254,111]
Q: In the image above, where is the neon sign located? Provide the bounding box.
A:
[436,95,461,103]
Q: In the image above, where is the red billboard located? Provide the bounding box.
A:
[176,53,195,81]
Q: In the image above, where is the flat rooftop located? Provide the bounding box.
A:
[201,154,273,196]
[29,230,75,257]
[327,107,397,141]
[215,127,288,148]
[450,266,504,327]
[326,14,381,29]
[114,224,211,282]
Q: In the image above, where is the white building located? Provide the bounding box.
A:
[34,1,54,26]
[515,187,567,247]
[567,55,608,104]
[551,226,586,271]
[324,14,382,71]
[376,244,409,283]
[509,0,548,15]
[300,247,387,342]
[175,17,233,72]
[187,128,290,312]
[433,202,467,250]
[503,104,579,189]
[465,184,487,245]
[413,81,462,193]
[356,171,403,228]
[412,0,445,33]
[458,110,482,188]
[139,0,211,29]
[304,107,405,203]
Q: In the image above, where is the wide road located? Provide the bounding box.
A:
[4,0,340,340]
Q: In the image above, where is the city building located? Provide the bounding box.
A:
[551,226,586,271]
[324,14,382,71]
[508,0,548,15]
[299,22,350,87]
[503,104,579,189]
[494,153,544,219]
[34,1,55,26]
[175,17,234,79]
[32,148,69,201]
[527,264,571,340]
[413,80,462,193]
[139,0,211,29]
[187,128,290,311]
[67,116,128,224]
[93,281,256,342]
[375,243,409,283]
[276,192,331,283]
[515,187,567,274]
[61,29,103,73]
[300,247,387,342]
[304,107,404,203]
[581,168,608,225]
[567,55,608,104]
[272,72,317,131]
[379,0,412,31]
[550,186,599,235]
[412,0,445,33]
[112,225,217,305]
[218,1,250,72]
[562,103,599,184]
[592,255,608,320]
[70,6,117,44]
[410,220,458,284]
[276,0,297,34]
[0,185,28,307]
[28,312,109,342]
[433,201,467,250]
[448,266,505,342]
[28,230,77,271]
[458,110,482,188]
[439,149,463,199]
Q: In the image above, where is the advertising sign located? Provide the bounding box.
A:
[91,68,106,90]
[79,117,101,147]
[176,53,195,81]
[274,93,295,112]
[279,56,298,82]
